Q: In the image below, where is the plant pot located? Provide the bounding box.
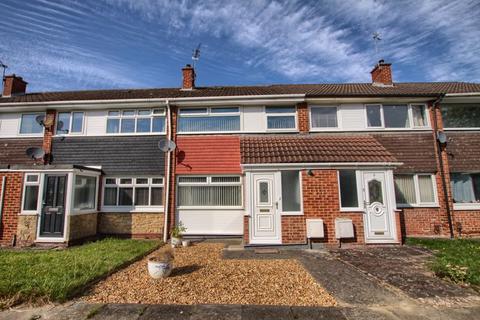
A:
[182,239,191,247]
[147,257,173,279]
[171,237,182,246]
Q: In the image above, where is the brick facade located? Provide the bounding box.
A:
[98,212,164,238]
[297,102,309,133]
[69,213,98,242]
[0,172,23,246]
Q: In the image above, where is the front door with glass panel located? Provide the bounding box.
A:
[363,171,397,243]
[39,175,67,238]
[250,173,281,244]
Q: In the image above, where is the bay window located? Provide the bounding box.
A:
[265,106,296,130]
[73,175,97,210]
[177,175,242,207]
[310,106,338,129]
[394,174,436,206]
[451,173,480,205]
[178,107,240,132]
[366,104,429,129]
[441,104,480,128]
[20,113,44,134]
[106,108,165,134]
[281,171,301,213]
[57,112,84,134]
[103,177,164,209]
[22,174,40,212]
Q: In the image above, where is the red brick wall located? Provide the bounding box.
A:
[454,210,480,237]
[371,62,393,86]
[0,172,24,246]
[297,102,309,133]
[243,216,249,244]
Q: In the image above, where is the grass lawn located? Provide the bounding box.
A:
[407,238,480,288]
[0,238,160,307]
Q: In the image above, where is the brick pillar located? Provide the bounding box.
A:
[429,102,455,236]
[0,173,24,246]
[297,102,309,133]
[42,109,56,164]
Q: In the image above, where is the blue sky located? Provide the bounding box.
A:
[1,0,479,92]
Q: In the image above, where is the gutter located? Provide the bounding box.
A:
[163,99,171,243]
[431,94,455,239]
[242,162,403,169]
[444,92,480,97]
[0,176,5,229]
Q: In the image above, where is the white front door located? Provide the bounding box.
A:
[362,171,397,243]
[250,173,281,244]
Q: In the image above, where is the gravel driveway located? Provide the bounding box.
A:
[82,243,336,306]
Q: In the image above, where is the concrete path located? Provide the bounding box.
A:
[1,246,479,320]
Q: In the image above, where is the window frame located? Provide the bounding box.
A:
[106,108,166,135]
[177,107,241,134]
[101,176,164,212]
[394,174,438,208]
[309,105,341,131]
[264,106,298,132]
[18,112,45,136]
[364,103,430,130]
[177,175,243,209]
[441,104,480,130]
[55,111,85,135]
[450,172,480,210]
[21,173,42,214]
[337,170,364,211]
[72,174,98,212]
[279,170,303,215]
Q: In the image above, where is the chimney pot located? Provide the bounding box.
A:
[2,74,28,97]
[182,64,195,90]
[370,60,393,87]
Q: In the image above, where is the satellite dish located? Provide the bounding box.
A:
[35,115,45,126]
[26,147,46,160]
[437,131,447,144]
[158,140,176,152]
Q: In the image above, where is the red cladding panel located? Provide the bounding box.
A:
[176,136,241,174]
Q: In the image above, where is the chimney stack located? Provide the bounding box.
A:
[370,60,393,87]
[182,64,195,90]
[2,74,27,97]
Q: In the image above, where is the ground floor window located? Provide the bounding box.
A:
[281,170,301,212]
[394,174,436,206]
[73,175,97,210]
[103,177,164,209]
[22,174,40,212]
[338,170,360,209]
[451,173,480,204]
[177,175,242,207]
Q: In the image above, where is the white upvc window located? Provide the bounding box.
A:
[265,106,297,131]
[106,108,166,134]
[441,104,480,129]
[338,170,363,211]
[450,173,480,210]
[177,175,242,208]
[310,106,340,130]
[19,113,45,135]
[102,177,164,212]
[280,170,302,214]
[73,175,97,211]
[394,174,438,207]
[57,111,85,134]
[21,174,41,214]
[365,104,429,129]
[178,107,240,133]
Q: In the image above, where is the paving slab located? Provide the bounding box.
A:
[139,304,195,320]
[90,303,145,320]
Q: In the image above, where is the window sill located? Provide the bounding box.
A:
[396,204,440,208]
[177,206,244,210]
[340,208,364,212]
[281,212,303,216]
[453,203,480,211]
[178,131,241,135]
[101,207,164,213]
[71,210,98,215]
[19,212,38,216]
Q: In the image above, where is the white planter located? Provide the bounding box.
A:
[182,240,191,247]
[171,237,182,247]
[147,258,173,279]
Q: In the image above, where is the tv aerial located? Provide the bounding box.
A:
[158,140,176,153]
[372,32,382,59]
[192,43,201,69]
[26,147,46,161]
[0,59,7,94]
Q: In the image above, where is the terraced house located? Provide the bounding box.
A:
[0,61,479,247]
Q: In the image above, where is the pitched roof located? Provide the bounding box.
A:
[240,134,397,164]
[1,82,480,104]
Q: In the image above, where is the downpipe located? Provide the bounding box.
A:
[163,100,171,243]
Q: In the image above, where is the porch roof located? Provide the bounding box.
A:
[240,134,398,164]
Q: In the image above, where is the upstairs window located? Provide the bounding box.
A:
[106,108,165,134]
[310,106,338,129]
[57,112,84,134]
[441,104,480,128]
[451,173,480,204]
[20,113,44,134]
[177,175,242,207]
[103,177,164,208]
[265,106,296,130]
[366,104,428,129]
[178,107,240,132]
[394,174,436,206]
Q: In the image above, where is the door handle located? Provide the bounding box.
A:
[275,201,279,209]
